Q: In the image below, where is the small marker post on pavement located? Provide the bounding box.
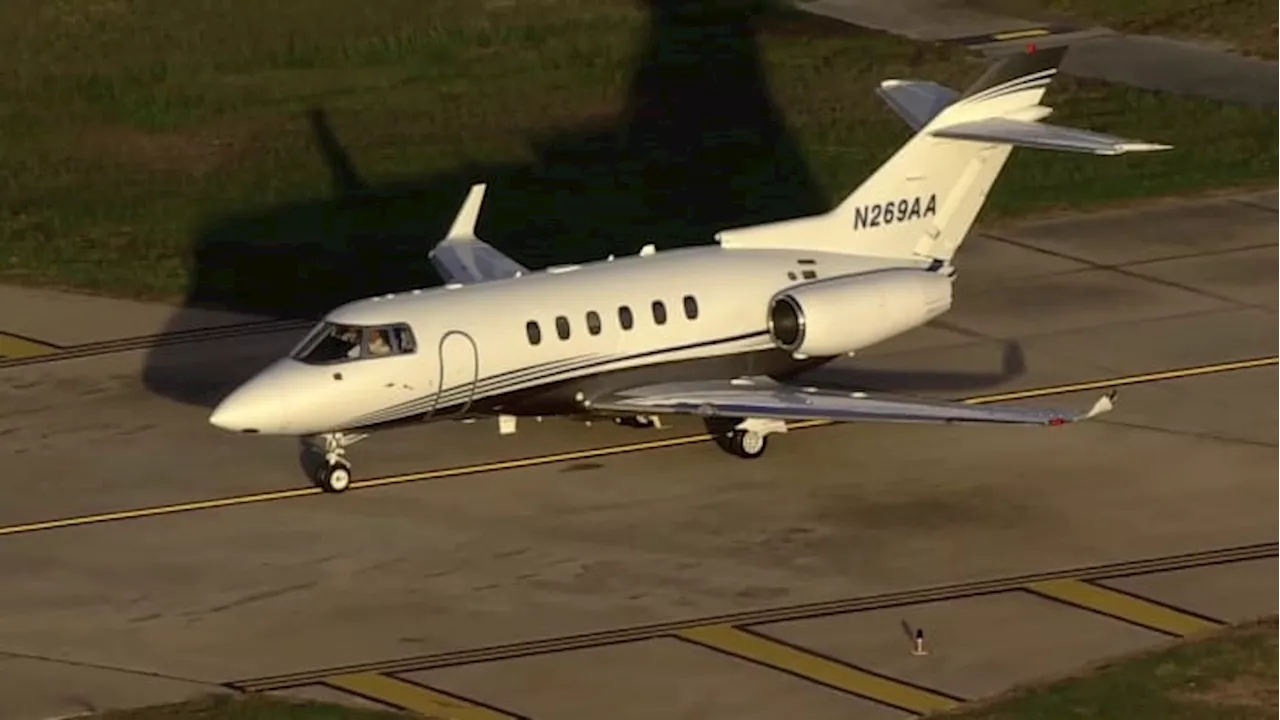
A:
[912,628,928,656]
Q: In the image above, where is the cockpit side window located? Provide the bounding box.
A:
[366,323,416,356]
[292,322,417,364]
[292,322,362,364]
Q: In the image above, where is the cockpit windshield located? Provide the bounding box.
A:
[291,322,417,364]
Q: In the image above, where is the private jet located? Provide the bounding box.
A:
[209,45,1168,492]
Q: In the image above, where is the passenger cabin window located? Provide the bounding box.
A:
[682,295,698,320]
[586,311,602,335]
[652,300,667,325]
[555,316,571,340]
[291,321,417,364]
[618,306,634,330]
[527,320,542,345]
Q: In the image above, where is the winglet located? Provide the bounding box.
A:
[446,183,487,241]
[1082,390,1118,420]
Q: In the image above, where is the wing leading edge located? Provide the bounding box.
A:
[588,378,1116,427]
[428,183,529,285]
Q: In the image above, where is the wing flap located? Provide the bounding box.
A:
[427,183,529,285]
[589,378,1116,427]
[930,117,1172,155]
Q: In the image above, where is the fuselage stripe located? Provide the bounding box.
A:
[350,329,772,426]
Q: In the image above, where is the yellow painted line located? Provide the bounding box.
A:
[991,28,1051,40]
[0,332,60,358]
[325,672,517,719]
[676,625,960,714]
[963,356,1278,405]
[0,356,1272,538]
[1027,579,1223,637]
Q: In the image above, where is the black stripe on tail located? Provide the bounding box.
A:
[960,44,1069,100]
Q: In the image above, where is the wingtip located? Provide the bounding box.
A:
[1119,141,1174,153]
[1084,390,1117,419]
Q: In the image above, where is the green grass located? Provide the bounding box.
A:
[0,0,1275,317]
[90,693,410,720]
[86,617,1277,720]
[944,615,1278,719]
[972,0,1278,58]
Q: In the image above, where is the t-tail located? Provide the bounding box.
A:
[715,45,1171,262]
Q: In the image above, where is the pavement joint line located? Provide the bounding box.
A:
[0,355,1273,540]
[1024,579,1225,637]
[0,319,312,370]
[674,624,963,714]
[227,540,1276,692]
[323,673,523,720]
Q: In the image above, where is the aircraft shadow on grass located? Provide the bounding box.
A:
[141,0,1027,411]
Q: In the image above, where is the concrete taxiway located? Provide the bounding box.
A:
[798,0,1279,108]
[0,188,1276,720]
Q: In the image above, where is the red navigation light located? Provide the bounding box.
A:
[1027,42,1037,53]
[1048,417,1066,426]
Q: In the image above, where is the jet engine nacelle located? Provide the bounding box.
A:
[767,269,953,358]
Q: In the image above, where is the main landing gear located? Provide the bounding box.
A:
[707,417,786,459]
[303,431,368,493]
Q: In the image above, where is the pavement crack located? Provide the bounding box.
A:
[0,647,217,687]
[199,580,320,616]
[1097,419,1277,448]
[980,232,1264,310]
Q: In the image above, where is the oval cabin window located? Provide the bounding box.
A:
[682,295,698,320]
[652,300,667,325]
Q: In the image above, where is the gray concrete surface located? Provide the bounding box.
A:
[797,0,1279,108]
[0,284,270,348]
[0,190,1275,719]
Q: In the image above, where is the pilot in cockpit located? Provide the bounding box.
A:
[368,329,393,356]
[336,326,362,358]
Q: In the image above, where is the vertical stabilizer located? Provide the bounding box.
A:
[715,46,1168,261]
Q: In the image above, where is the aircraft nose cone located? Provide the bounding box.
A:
[209,380,279,433]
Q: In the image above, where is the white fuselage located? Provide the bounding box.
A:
[208,245,938,436]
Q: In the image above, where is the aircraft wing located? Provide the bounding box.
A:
[428,183,529,285]
[587,377,1116,427]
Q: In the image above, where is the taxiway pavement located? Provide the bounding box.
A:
[0,188,1276,720]
[798,0,1279,108]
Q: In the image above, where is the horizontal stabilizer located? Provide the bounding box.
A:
[930,117,1173,155]
[877,80,960,130]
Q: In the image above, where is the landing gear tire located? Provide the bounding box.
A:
[318,462,352,493]
[731,429,767,459]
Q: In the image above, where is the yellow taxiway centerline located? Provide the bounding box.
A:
[0,356,1273,538]
[0,332,61,358]
[325,672,519,720]
[991,28,1051,41]
[1026,579,1224,637]
[676,625,961,714]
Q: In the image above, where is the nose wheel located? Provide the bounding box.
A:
[317,460,353,493]
[303,432,367,493]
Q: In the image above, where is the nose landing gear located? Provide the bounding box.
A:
[302,432,368,493]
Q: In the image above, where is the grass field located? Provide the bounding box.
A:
[972,0,1278,58]
[86,616,1277,719]
[0,0,1275,317]
[945,615,1278,719]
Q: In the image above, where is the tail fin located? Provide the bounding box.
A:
[715,46,1170,262]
